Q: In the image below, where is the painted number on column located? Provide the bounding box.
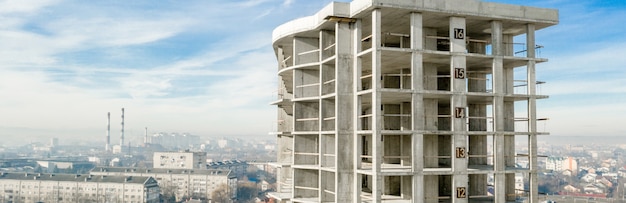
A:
[454,28,465,39]
[455,107,465,118]
[456,187,467,198]
[454,68,465,79]
[456,147,466,158]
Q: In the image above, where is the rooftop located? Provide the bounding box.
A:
[91,167,232,177]
[273,0,558,43]
[0,172,153,185]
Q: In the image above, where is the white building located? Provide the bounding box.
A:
[217,139,229,149]
[515,174,525,195]
[91,167,236,202]
[0,172,159,203]
[545,156,578,175]
[154,151,207,169]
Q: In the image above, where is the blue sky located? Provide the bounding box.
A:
[0,0,624,145]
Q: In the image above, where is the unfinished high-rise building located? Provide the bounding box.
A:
[269,0,557,202]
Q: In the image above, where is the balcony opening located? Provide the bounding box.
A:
[382,135,411,168]
[424,134,452,169]
[293,134,318,166]
[293,169,319,200]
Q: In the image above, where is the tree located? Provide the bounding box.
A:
[237,182,258,203]
[538,173,560,194]
[160,181,178,203]
[211,183,232,203]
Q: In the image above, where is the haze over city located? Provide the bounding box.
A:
[0,0,624,145]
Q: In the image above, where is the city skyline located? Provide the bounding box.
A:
[0,0,625,144]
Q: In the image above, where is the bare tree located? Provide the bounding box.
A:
[160,181,179,203]
[211,183,232,203]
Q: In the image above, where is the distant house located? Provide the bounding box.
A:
[581,173,597,183]
[583,184,604,194]
[563,184,580,193]
[259,180,271,192]
[562,169,573,177]
[595,176,612,188]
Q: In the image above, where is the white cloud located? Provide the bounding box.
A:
[44,17,195,47]
[0,0,61,14]
[283,0,294,7]
[253,9,274,21]
[237,0,272,8]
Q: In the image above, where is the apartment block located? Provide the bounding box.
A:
[154,151,207,169]
[91,167,237,202]
[546,156,578,174]
[0,173,159,203]
[270,0,557,202]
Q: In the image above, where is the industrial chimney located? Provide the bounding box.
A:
[120,108,124,147]
[144,127,148,145]
[106,112,110,152]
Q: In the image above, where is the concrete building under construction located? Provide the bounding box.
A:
[269,0,557,202]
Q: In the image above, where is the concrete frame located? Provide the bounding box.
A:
[270,0,557,202]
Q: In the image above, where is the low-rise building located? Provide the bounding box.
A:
[91,167,236,202]
[0,172,159,203]
[35,160,94,174]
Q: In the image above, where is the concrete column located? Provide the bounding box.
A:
[411,13,424,51]
[504,67,514,95]
[491,21,503,56]
[449,17,466,53]
[424,175,439,203]
[318,136,324,200]
[423,101,438,168]
[371,9,383,202]
[410,12,425,203]
[527,24,536,59]
[352,19,363,203]
[526,23,539,203]
[491,20,506,203]
[334,20,354,203]
[450,16,468,203]
[290,137,296,199]
[503,34,514,56]
[502,32,516,203]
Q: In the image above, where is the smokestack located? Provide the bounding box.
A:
[144,127,148,145]
[106,112,110,152]
[121,108,124,147]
